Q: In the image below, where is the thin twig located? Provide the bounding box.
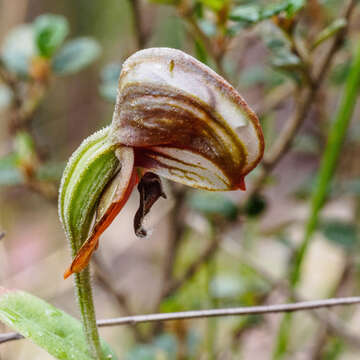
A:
[2,297,360,344]
[0,332,23,344]
[97,298,360,326]
[253,82,295,117]
[0,61,19,106]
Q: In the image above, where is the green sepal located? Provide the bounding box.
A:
[58,126,119,256]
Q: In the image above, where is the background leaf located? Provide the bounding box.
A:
[229,5,261,24]
[0,84,13,109]
[0,288,117,360]
[1,25,35,76]
[243,194,267,218]
[34,14,69,58]
[52,37,101,75]
[198,0,226,12]
[125,334,178,360]
[99,63,121,103]
[36,161,65,182]
[320,220,358,250]
[230,0,305,24]
[194,38,210,66]
[209,275,245,299]
[188,191,238,221]
[14,131,37,168]
[330,60,351,85]
[0,154,22,186]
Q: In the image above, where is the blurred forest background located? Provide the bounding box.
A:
[1,0,360,359]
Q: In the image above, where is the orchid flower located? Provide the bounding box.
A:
[59,48,264,279]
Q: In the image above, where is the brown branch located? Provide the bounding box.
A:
[0,60,22,111]
[1,60,58,202]
[129,0,147,50]
[245,0,356,200]
[180,11,227,79]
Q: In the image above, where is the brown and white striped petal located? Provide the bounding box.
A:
[110,47,264,191]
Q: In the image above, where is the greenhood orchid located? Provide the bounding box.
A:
[59,48,264,279]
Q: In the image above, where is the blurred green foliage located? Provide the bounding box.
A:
[0,13,101,194]
[320,220,358,250]
[34,14,69,58]
[243,193,267,218]
[230,0,305,24]
[188,191,239,221]
[52,38,101,75]
[2,25,35,76]
[1,13,100,78]
[0,154,22,186]
[1,0,360,359]
[99,63,121,102]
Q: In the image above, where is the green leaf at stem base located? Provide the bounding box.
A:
[0,287,117,360]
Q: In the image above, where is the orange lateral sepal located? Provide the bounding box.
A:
[64,170,138,279]
[238,177,246,191]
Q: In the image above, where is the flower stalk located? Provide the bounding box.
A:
[74,270,103,359]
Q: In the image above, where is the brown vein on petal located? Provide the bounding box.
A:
[120,84,230,131]
[124,101,225,160]
[112,83,247,188]
[119,48,258,124]
[135,148,229,188]
[139,148,208,170]
[138,153,215,186]
[118,48,264,171]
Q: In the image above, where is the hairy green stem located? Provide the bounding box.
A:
[74,269,104,360]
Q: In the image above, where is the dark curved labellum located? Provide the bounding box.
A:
[134,172,167,237]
